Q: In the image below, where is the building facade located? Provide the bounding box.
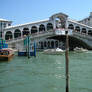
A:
[79,12,92,27]
[0,19,12,38]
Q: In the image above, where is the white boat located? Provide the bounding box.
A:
[74,47,88,52]
[43,48,64,55]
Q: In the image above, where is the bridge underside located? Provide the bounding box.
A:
[47,35,92,50]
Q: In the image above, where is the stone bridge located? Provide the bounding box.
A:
[3,12,92,50]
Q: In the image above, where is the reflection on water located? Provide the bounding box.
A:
[0,51,92,92]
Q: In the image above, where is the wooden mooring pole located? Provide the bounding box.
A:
[65,31,69,92]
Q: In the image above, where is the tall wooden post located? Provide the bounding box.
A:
[65,31,69,92]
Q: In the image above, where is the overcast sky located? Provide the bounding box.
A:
[0,0,92,25]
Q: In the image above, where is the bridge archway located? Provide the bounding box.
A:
[47,23,53,31]
[22,28,29,36]
[31,26,38,34]
[81,28,86,34]
[51,41,54,48]
[88,30,92,36]
[40,41,44,49]
[68,24,74,29]
[75,26,80,32]
[39,24,45,32]
[14,29,21,38]
[55,17,66,28]
[5,31,13,40]
[44,41,47,47]
[55,41,58,48]
[48,41,50,48]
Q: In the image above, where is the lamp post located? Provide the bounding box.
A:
[65,30,69,92]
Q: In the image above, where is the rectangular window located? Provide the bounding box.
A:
[3,23,6,28]
[8,23,11,26]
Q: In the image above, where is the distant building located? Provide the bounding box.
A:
[0,19,12,38]
[79,12,92,27]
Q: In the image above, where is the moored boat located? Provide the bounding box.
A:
[0,48,14,61]
[43,48,64,55]
[74,47,88,52]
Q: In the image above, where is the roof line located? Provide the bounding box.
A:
[5,19,49,29]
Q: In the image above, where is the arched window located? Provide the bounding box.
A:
[31,26,37,34]
[88,30,92,36]
[47,23,53,31]
[22,28,29,36]
[51,41,54,48]
[5,31,12,40]
[75,26,80,32]
[39,24,45,32]
[44,41,47,47]
[81,28,86,34]
[41,41,44,49]
[68,24,74,29]
[55,41,58,48]
[48,41,50,48]
[14,29,21,38]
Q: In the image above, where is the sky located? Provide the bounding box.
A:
[0,0,92,25]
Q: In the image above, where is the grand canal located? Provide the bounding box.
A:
[0,51,92,92]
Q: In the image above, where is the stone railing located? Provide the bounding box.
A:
[6,29,54,44]
[73,31,92,40]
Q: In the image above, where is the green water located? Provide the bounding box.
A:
[0,51,92,92]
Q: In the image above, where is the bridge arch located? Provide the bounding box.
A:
[47,23,53,31]
[5,31,13,40]
[40,41,44,49]
[22,28,30,36]
[48,41,50,48]
[55,41,58,48]
[39,24,45,32]
[51,41,54,48]
[68,24,74,29]
[44,41,47,47]
[14,29,21,38]
[81,28,87,34]
[88,30,92,36]
[75,26,80,32]
[31,26,38,34]
[55,17,66,28]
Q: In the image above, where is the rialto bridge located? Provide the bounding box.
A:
[3,12,92,50]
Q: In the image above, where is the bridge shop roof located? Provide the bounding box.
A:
[4,19,49,29]
[4,18,92,30]
[0,18,12,22]
[68,18,92,29]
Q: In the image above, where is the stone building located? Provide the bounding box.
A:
[79,12,92,27]
[0,19,12,38]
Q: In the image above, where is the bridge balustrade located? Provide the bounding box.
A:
[6,29,54,43]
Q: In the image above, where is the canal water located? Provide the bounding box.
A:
[0,51,92,92]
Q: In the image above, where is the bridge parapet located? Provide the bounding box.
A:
[55,28,73,35]
[72,31,92,49]
[6,29,54,44]
[73,31,92,40]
